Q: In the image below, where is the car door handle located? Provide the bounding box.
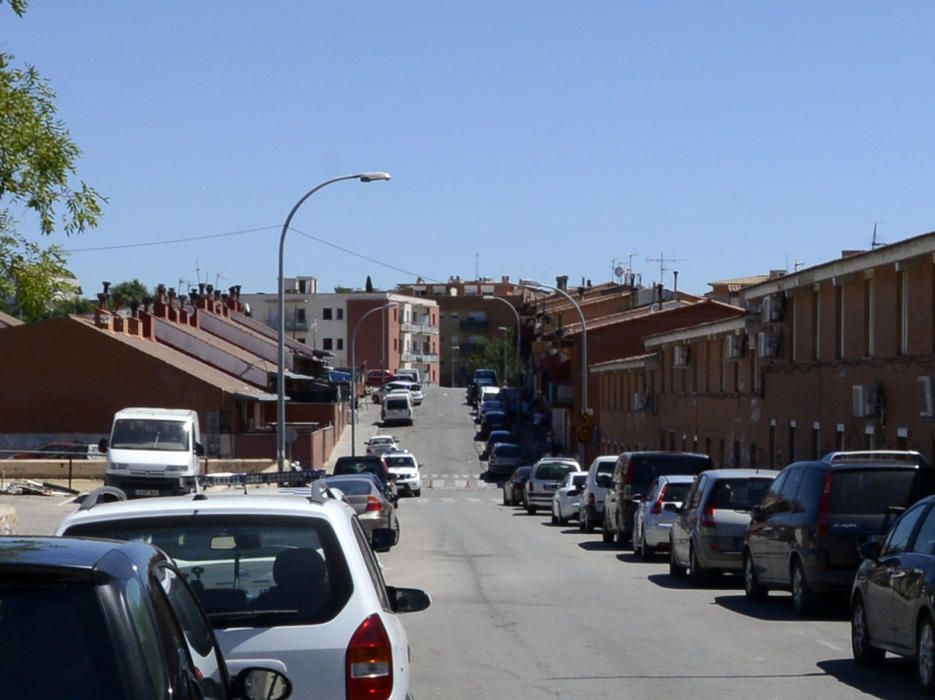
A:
[889,571,907,579]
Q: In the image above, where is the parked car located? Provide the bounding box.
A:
[552,472,588,525]
[478,410,508,440]
[524,458,581,514]
[381,392,414,426]
[851,494,935,689]
[383,451,423,497]
[365,368,394,387]
[744,450,935,615]
[631,474,695,561]
[603,451,713,546]
[475,399,504,424]
[480,429,513,460]
[332,454,397,503]
[321,474,400,547]
[365,434,400,456]
[407,383,424,405]
[669,469,778,582]
[487,442,524,477]
[0,535,293,700]
[578,455,617,532]
[502,466,532,506]
[395,368,420,384]
[58,490,431,700]
[372,380,413,404]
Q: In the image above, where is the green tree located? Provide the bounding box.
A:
[463,330,518,385]
[0,1,107,321]
[365,275,374,292]
[109,279,151,306]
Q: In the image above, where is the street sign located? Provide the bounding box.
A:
[577,426,593,444]
[579,412,593,429]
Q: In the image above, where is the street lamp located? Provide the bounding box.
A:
[482,295,521,386]
[497,326,509,385]
[518,278,589,464]
[277,172,391,470]
[351,302,398,457]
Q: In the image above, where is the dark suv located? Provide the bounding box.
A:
[0,536,291,700]
[603,451,713,546]
[332,454,397,502]
[744,450,935,615]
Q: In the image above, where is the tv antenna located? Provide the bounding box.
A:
[646,252,686,286]
[871,221,885,249]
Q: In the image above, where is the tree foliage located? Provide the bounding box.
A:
[463,330,518,385]
[0,1,106,321]
[109,279,151,306]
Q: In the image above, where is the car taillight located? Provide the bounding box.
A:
[365,495,382,512]
[816,471,833,539]
[700,505,717,528]
[650,484,669,514]
[346,613,393,700]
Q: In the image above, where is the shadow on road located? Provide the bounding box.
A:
[615,552,644,564]
[817,658,926,699]
[577,540,618,552]
[713,593,848,621]
[647,573,695,590]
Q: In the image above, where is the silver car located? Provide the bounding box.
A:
[552,472,588,525]
[524,458,581,515]
[669,469,779,585]
[632,474,695,561]
[321,474,400,546]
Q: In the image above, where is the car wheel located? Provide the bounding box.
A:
[919,615,935,692]
[668,537,686,577]
[689,545,709,587]
[502,491,509,505]
[393,518,401,546]
[550,505,558,525]
[525,497,536,515]
[413,489,421,497]
[614,516,628,549]
[601,515,614,544]
[791,560,817,615]
[639,529,654,562]
[744,553,767,601]
[851,596,885,666]
[558,505,568,526]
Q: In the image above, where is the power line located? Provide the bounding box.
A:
[61,225,279,252]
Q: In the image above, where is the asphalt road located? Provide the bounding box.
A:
[6,387,929,699]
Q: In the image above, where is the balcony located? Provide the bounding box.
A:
[401,352,440,363]
[285,320,308,331]
[400,322,439,335]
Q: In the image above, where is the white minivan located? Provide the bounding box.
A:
[395,368,421,384]
[381,392,413,426]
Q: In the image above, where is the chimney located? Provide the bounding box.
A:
[556,275,568,291]
[129,299,141,318]
[673,270,679,297]
[153,284,169,319]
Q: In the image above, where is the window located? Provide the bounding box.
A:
[864,277,875,356]
[791,296,797,362]
[322,338,333,350]
[761,470,789,513]
[794,468,825,514]
[883,503,927,555]
[337,308,344,321]
[336,338,344,350]
[812,425,820,460]
[778,467,805,513]
[910,506,935,556]
[788,423,797,462]
[322,308,333,320]
[296,308,306,323]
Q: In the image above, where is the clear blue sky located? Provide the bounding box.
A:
[6,1,935,297]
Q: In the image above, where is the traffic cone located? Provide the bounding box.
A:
[465,478,472,489]
[427,478,433,489]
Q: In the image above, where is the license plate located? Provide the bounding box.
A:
[134,489,160,496]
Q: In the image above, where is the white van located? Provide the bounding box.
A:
[381,392,414,426]
[396,368,421,384]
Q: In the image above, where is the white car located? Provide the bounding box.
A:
[383,450,423,497]
[524,457,581,514]
[632,474,696,561]
[366,434,400,456]
[551,472,588,525]
[57,489,431,700]
[407,383,424,405]
[578,455,617,533]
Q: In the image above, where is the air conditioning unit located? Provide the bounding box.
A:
[673,345,690,367]
[631,391,650,412]
[756,331,782,359]
[919,376,934,418]
[852,384,880,418]
[725,334,746,359]
[761,295,785,324]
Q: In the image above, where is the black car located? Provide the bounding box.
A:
[332,454,398,503]
[851,494,935,691]
[478,410,509,440]
[744,450,935,615]
[503,466,532,506]
[480,429,513,460]
[0,536,291,700]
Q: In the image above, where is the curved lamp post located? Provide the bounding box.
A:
[350,302,398,456]
[277,172,391,470]
[482,295,521,386]
[519,278,589,464]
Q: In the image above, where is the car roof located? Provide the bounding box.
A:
[656,473,698,483]
[698,468,780,480]
[492,442,520,450]
[0,535,160,574]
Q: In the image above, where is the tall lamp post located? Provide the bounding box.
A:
[497,326,509,384]
[277,172,391,470]
[518,278,589,464]
[482,295,521,386]
[351,302,398,457]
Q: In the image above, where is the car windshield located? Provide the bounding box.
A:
[597,461,616,475]
[571,474,587,487]
[0,581,127,699]
[708,477,774,510]
[494,445,521,458]
[535,463,577,480]
[65,515,353,629]
[384,455,416,468]
[111,419,190,452]
[829,468,928,515]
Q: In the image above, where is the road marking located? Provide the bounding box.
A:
[466,497,480,503]
[441,497,456,503]
[815,639,844,652]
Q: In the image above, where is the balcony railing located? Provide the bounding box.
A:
[401,352,440,363]
[400,322,439,335]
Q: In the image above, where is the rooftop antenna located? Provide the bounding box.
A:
[474,253,479,280]
[871,221,885,249]
[195,259,202,285]
[646,252,686,287]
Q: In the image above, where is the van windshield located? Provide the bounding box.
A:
[111,419,190,452]
[829,469,930,515]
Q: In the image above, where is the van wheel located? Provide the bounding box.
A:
[744,553,767,601]
[791,560,817,615]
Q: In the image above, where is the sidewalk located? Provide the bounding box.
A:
[324,399,378,470]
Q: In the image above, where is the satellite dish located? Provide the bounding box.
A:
[613,265,625,278]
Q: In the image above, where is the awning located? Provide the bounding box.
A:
[285,370,317,380]
[234,390,279,401]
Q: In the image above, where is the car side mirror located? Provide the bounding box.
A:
[97,438,109,453]
[371,527,397,552]
[858,539,882,562]
[750,504,764,520]
[195,442,205,457]
[386,586,432,614]
[230,667,293,700]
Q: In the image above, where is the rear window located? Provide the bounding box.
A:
[335,458,383,476]
[629,454,712,495]
[385,398,409,410]
[571,474,587,487]
[663,482,693,503]
[323,479,373,495]
[829,468,932,515]
[494,445,521,458]
[596,460,616,476]
[535,462,578,480]
[707,477,774,510]
[64,514,353,628]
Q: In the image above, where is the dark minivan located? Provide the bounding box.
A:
[602,451,714,546]
[744,450,935,615]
